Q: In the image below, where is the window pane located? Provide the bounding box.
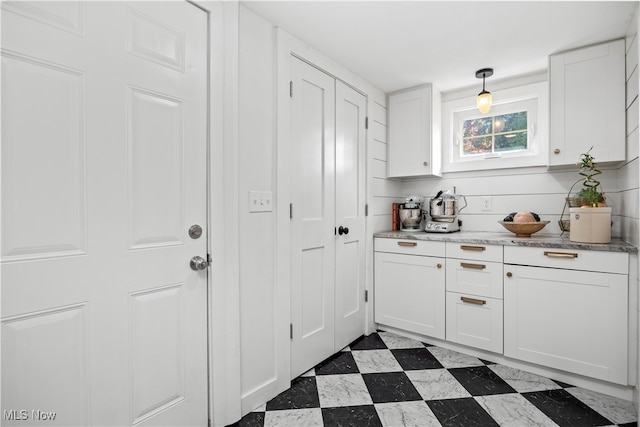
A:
[463,136,492,155]
[495,112,527,133]
[495,131,527,152]
[462,117,492,138]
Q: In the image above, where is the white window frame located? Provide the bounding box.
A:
[442,81,548,173]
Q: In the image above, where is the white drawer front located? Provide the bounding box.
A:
[446,242,503,262]
[446,259,503,298]
[375,237,445,257]
[504,246,628,274]
[446,292,503,354]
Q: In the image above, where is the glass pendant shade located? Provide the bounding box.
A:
[477,90,492,114]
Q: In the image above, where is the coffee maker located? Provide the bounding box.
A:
[398,195,423,232]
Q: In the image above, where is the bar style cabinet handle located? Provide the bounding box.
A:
[461,296,486,305]
[544,251,578,259]
[460,262,486,270]
[460,245,486,252]
[397,241,417,247]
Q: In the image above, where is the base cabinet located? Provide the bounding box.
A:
[446,292,503,353]
[374,249,445,339]
[504,248,628,385]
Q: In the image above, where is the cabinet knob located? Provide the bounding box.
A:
[437,263,442,269]
[554,148,560,154]
[506,272,513,278]
[423,161,428,166]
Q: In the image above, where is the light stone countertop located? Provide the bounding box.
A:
[374,231,638,253]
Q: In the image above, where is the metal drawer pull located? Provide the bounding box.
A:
[461,262,486,270]
[460,245,485,251]
[397,241,417,247]
[461,296,486,305]
[544,251,578,259]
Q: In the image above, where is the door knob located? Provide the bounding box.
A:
[338,226,349,235]
[190,256,209,271]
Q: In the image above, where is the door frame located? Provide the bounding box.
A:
[275,29,373,385]
[195,1,243,426]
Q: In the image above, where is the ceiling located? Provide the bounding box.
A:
[241,1,638,94]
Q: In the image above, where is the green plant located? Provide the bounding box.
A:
[574,147,604,207]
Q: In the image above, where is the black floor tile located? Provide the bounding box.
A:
[315,351,360,376]
[391,348,444,370]
[479,358,496,365]
[617,422,638,427]
[553,379,574,388]
[362,372,422,403]
[448,366,517,396]
[522,388,612,427]
[321,405,382,427]
[226,411,264,427]
[427,397,499,427]
[265,376,320,411]
[349,333,387,350]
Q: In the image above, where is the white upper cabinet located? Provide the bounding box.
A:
[549,39,625,168]
[387,84,442,178]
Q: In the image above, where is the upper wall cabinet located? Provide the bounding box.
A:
[387,84,442,178]
[548,39,626,168]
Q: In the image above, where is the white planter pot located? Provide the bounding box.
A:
[569,207,612,243]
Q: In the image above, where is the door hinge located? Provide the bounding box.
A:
[365,290,369,302]
[365,204,369,217]
[290,323,293,339]
[207,253,212,266]
[290,81,293,98]
[365,117,369,129]
[290,203,293,219]
[208,419,211,427]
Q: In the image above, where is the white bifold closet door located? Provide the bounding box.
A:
[1,2,209,426]
[290,57,366,379]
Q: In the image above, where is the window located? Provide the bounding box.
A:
[442,80,548,172]
[461,111,528,157]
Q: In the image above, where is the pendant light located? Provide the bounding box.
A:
[476,68,494,114]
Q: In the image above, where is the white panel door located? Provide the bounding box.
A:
[334,81,366,352]
[290,57,336,378]
[1,2,208,426]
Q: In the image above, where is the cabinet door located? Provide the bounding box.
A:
[446,292,503,354]
[374,252,445,339]
[504,265,627,384]
[387,84,441,178]
[549,39,625,167]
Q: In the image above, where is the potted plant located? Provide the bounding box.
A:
[568,147,611,243]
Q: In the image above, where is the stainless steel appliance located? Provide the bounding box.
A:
[425,191,467,233]
[398,195,423,232]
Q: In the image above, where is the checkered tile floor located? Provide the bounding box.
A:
[229,331,638,427]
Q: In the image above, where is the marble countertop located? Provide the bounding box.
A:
[374,231,638,253]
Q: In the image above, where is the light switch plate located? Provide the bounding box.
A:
[249,191,273,212]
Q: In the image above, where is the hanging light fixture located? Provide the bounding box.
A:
[476,68,494,114]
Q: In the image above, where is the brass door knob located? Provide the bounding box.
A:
[423,161,428,166]
[506,272,513,278]
[554,149,560,154]
[437,263,442,269]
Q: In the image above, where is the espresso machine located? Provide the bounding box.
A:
[424,190,467,233]
[398,195,423,232]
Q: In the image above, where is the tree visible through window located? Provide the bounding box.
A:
[462,112,528,156]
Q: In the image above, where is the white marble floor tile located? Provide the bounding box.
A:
[489,364,562,393]
[252,403,267,412]
[567,387,637,424]
[352,349,403,373]
[341,346,351,352]
[378,331,425,349]
[375,401,441,427]
[300,368,316,377]
[406,369,471,401]
[475,394,557,427]
[315,374,373,408]
[426,346,484,369]
[264,408,323,427]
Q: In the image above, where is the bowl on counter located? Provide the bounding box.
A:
[499,220,550,237]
